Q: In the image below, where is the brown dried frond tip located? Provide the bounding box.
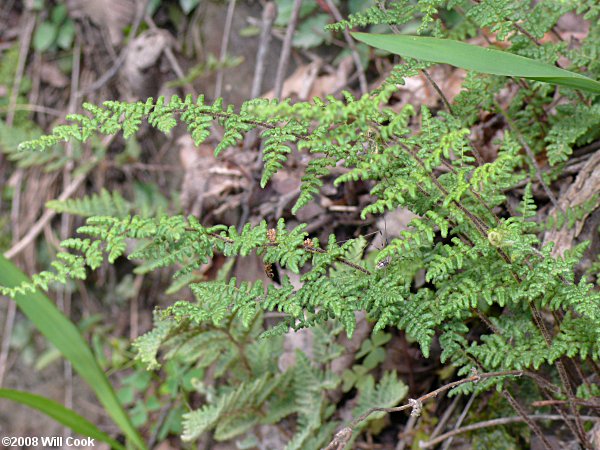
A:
[303,238,314,248]
[267,228,277,243]
[264,263,274,279]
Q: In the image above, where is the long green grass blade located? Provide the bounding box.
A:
[351,33,600,94]
[0,388,125,449]
[0,255,146,450]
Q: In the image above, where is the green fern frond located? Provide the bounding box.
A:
[182,373,279,441]
[46,189,131,218]
[352,371,408,423]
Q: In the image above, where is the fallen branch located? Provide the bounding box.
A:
[324,370,524,450]
[419,414,600,448]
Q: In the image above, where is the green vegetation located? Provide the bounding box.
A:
[1,0,599,448]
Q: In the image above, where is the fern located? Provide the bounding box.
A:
[46,189,131,218]
[182,373,282,441]
[546,103,600,165]
[4,0,600,447]
[352,371,408,423]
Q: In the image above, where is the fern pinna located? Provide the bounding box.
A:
[3,0,600,447]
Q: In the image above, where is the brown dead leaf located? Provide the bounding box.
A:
[271,170,300,196]
[178,135,249,219]
[66,0,136,45]
[543,151,600,259]
[125,30,172,71]
[391,65,466,111]
[370,208,418,251]
[121,29,173,99]
[308,55,354,98]
[39,62,69,88]
[263,56,354,100]
[264,61,321,100]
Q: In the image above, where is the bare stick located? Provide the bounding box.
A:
[420,414,600,448]
[0,170,23,385]
[0,169,23,387]
[0,103,63,117]
[3,144,104,261]
[441,392,475,450]
[273,0,302,99]
[0,170,25,387]
[395,413,418,450]
[244,2,277,151]
[429,393,461,440]
[532,399,600,408]
[7,14,35,126]
[214,0,237,99]
[0,300,16,387]
[4,174,86,259]
[324,370,524,450]
[251,2,277,99]
[421,68,454,115]
[324,0,368,95]
[502,389,554,450]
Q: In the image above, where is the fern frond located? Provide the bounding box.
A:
[352,372,408,423]
[182,373,279,441]
[46,189,131,218]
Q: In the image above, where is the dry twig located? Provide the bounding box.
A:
[6,13,35,126]
[324,370,524,450]
[420,414,600,448]
[273,0,302,99]
[502,389,554,450]
[323,0,368,95]
[251,2,277,98]
[214,0,237,99]
[244,1,277,151]
[441,392,475,450]
[4,160,98,259]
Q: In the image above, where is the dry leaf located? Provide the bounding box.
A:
[66,0,136,45]
[263,56,354,100]
[178,135,249,219]
[40,62,69,88]
[264,61,321,100]
[121,29,173,98]
[543,151,600,258]
[392,65,466,110]
[308,55,354,98]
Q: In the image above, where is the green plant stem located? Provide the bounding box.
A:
[205,231,372,275]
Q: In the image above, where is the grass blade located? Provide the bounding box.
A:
[351,33,600,94]
[0,388,125,449]
[0,255,146,450]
